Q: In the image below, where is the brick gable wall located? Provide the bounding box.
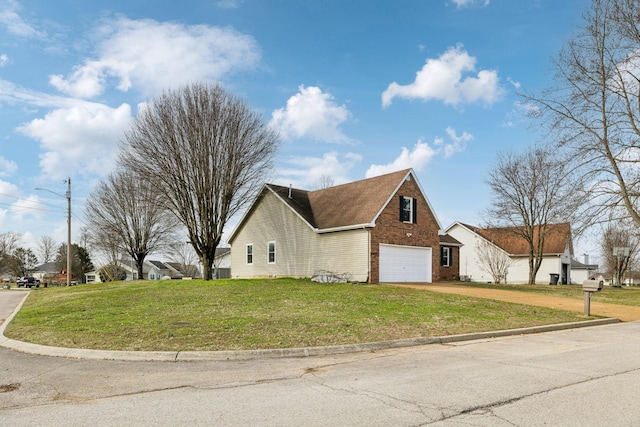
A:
[369,177,441,283]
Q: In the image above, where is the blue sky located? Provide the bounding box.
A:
[0,0,592,257]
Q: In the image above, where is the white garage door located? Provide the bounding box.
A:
[379,244,432,283]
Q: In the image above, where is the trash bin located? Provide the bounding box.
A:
[549,273,559,285]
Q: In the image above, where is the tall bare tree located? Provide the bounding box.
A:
[524,0,640,226]
[0,232,21,275]
[601,221,640,286]
[119,83,279,280]
[485,146,585,285]
[85,170,179,280]
[37,235,57,264]
[475,238,513,284]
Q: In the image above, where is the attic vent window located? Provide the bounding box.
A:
[400,196,417,224]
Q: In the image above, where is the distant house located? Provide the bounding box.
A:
[85,258,201,283]
[570,256,599,285]
[446,222,578,284]
[229,169,458,283]
[214,247,231,279]
[32,262,60,284]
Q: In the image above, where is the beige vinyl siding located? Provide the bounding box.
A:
[231,191,369,281]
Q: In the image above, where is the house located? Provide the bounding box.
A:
[32,261,60,284]
[570,255,599,285]
[214,247,231,279]
[229,169,457,283]
[446,222,576,284]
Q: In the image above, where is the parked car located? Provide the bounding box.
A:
[16,277,39,288]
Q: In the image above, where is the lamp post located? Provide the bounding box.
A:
[35,178,71,287]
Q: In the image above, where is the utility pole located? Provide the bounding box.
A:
[66,177,71,287]
[35,178,72,286]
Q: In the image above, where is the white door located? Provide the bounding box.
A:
[379,244,432,283]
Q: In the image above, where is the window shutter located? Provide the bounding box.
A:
[399,195,403,221]
[440,247,445,266]
[413,198,418,223]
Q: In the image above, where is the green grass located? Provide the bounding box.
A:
[461,281,640,305]
[4,278,598,352]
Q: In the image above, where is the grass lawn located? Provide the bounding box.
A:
[4,278,599,352]
[460,281,640,306]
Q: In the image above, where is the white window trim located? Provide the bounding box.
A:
[442,247,451,267]
[246,243,254,265]
[402,196,414,223]
[268,241,276,264]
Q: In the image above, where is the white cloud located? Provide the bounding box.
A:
[366,140,437,178]
[450,0,490,8]
[10,194,42,221]
[49,17,261,98]
[276,151,362,189]
[0,0,45,38]
[216,0,242,8]
[382,45,504,108]
[0,156,17,176]
[17,103,132,180]
[366,127,472,177]
[270,85,353,143]
[442,126,473,158]
[0,54,8,67]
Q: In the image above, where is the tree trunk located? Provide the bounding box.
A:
[201,252,214,280]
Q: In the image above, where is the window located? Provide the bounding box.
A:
[400,196,417,223]
[441,247,451,267]
[246,244,253,264]
[268,241,276,264]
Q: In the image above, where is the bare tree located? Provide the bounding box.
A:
[37,235,57,264]
[0,232,21,275]
[85,170,179,280]
[475,238,513,284]
[601,221,640,286]
[168,242,200,278]
[119,83,279,280]
[316,174,335,190]
[523,0,640,227]
[485,145,585,285]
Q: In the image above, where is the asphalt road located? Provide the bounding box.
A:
[2,289,640,426]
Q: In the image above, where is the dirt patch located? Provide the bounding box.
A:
[0,383,20,393]
[392,283,640,322]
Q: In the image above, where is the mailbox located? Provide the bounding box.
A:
[583,279,604,292]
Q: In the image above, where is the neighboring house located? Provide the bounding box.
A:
[32,262,61,284]
[147,260,171,280]
[165,262,202,279]
[570,255,599,285]
[86,259,200,283]
[446,222,576,285]
[214,247,231,279]
[229,169,453,283]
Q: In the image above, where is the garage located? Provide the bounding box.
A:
[379,244,432,283]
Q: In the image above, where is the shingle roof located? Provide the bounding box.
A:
[440,234,462,246]
[148,260,168,270]
[461,222,571,255]
[268,169,412,230]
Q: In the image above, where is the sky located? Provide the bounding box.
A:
[0,0,595,262]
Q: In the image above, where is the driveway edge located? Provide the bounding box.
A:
[0,291,620,361]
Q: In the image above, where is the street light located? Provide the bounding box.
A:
[35,178,71,287]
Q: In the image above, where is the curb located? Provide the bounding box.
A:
[0,292,621,362]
